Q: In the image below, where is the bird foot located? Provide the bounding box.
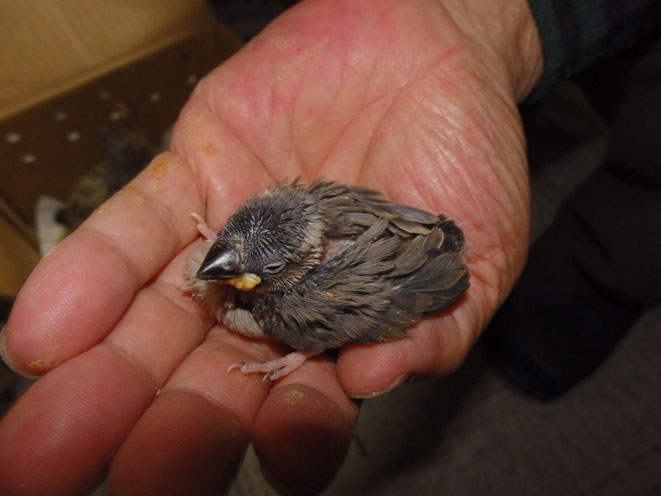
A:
[190,213,217,241]
[227,351,313,381]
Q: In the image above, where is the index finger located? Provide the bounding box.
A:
[0,104,248,377]
[1,80,284,376]
[1,151,201,376]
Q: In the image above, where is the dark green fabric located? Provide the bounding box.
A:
[527,0,661,102]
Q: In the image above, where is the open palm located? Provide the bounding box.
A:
[0,1,539,494]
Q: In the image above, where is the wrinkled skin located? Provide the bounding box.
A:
[0,0,542,494]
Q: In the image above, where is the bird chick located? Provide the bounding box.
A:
[185,179,469,380]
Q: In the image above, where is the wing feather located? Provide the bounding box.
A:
[253,203,469,352]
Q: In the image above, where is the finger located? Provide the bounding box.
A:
[0,75,282,492]
[252,356,358,495]
[108,326,281,494]
[0,247,210,495]
[1,151,205,376]
[0,344,156,496]
[170,89,277,215]
[106,389,248,496]
[336,297,479,398]
[2,86,281,377]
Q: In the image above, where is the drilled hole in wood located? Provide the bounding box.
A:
[5,132,21,144]
[109,104,128,122]
[181,52,192,63]
[21,153,36,164]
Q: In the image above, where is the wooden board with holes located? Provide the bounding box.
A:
[0,195,39,297]
[0,25,239,224]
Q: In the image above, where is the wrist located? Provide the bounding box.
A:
[439,0,543,102]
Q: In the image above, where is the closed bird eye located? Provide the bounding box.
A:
[263,261,286,274]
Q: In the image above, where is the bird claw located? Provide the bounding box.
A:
[226,362,244,373]
[190,212,217,241]
[226,361,274,381]
[226,351,313,381]
[227,361,272,381]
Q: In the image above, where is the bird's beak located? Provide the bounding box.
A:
[196,240,261,291]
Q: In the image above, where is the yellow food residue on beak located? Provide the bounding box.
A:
[225,273,261,291]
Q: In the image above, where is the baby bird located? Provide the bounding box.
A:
[185,179,469,380]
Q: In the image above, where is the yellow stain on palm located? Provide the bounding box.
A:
[27,342,57,373]
[297,37,329,63]
[267,37,330,88]
[203,142,219,154]
[151,156,168,190]
[271,36,294,50]
[26,358,48,371]
[272,64,292,84]
[94,195,120,215]
[94,201,119,215]
[124,184,146,204]
[284,389,305,406]
[181,110,220,154]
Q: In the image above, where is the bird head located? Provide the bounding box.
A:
[195,190,325,293]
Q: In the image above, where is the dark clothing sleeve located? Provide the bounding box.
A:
[527,0,661,101]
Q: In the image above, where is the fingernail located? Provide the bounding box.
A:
[0,325,16,371]
[0,325,38,379]
[347,373,410,399]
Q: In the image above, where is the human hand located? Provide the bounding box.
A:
[0,0,542,494]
